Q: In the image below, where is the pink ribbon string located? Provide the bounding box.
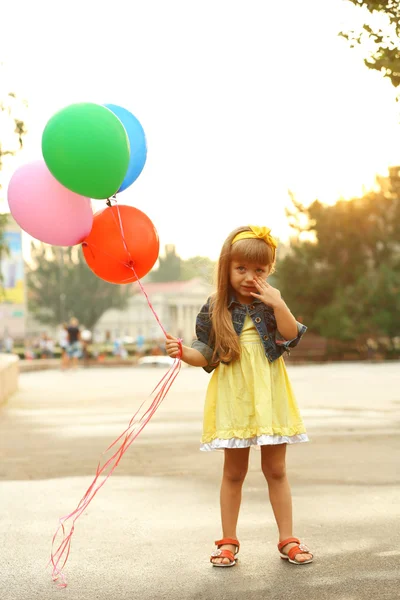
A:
[109,201,168,337]
[49,199,182,587]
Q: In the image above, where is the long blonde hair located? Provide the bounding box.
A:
[209,226,276,363]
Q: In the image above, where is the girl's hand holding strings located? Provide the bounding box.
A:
[250,276,283,309]
[165,333,181,358]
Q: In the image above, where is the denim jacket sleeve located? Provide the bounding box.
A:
[276,321,307,352]
[190,298,218,374]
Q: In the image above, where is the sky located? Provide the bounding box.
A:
[1,0,400,260]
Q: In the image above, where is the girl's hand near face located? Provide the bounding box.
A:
[250,276,283,309]
[251,277,298,339]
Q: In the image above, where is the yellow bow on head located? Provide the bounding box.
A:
[231,225,278,250]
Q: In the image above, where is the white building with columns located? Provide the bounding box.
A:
[94,278,214,345]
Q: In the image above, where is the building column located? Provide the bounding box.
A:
[177,304,184,339]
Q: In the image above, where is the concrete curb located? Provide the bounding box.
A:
[0,353,19,405]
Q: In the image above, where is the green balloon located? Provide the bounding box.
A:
[42,103,130,199]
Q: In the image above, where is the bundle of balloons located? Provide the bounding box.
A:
[8,103,179,588]
[7,102,159,283]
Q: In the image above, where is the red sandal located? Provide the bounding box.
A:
[210,537,240,568]
[278,537,313,565]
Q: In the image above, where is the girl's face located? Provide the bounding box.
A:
[230,260,270,304]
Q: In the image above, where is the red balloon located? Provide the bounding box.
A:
[82,205,159,284]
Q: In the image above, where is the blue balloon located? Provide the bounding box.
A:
[104,104,147,192]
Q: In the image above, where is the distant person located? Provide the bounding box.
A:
[113,336,122,357]
[4,334,14,354]
[80,329,92,366]
[24,338,35,360]
[165,225,312,567]
[39,333,54,359]
[66,317,82,368]
[58,323,69,369]
[91,329,102,360]
[136,332,145,356]
[150,343,162,356]
[366,337,378,361]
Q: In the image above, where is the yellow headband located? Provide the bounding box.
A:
[231,226,278,251]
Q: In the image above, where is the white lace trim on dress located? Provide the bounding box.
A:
[200,433,309,451]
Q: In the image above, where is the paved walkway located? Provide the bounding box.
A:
[1,363,400,600]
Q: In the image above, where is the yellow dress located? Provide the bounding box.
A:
[201,315,308,451]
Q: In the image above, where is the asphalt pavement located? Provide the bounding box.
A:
[1,362,399,600]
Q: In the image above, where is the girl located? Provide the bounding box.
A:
[165,225,313,567]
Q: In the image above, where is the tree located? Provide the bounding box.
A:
[0,92,27,172]
[0,214,10,282]
[277,172,400,343]
[149,244,182,282]
[0,74,28,289]
[149,244,217,283]
[180,255,216,283]
[340,1,400,89]
[368,264,400,344]
[27,243,131,329]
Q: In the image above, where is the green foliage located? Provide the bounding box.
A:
[149,244,181,282]
[277,171,400,343]
[340,0,400,89]
[0,81,27,292]
[369,265,400,341]
[27,243,131,329]
[148,245,216,283]
[0,88,28,187]
[0,213,10,257]
[180,255,216,283]
[0,213,10,298]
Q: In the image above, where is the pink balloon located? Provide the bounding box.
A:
[7,160,93,246]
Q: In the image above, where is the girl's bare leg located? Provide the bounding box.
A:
[261,444,312,562]
[212,447,250,565]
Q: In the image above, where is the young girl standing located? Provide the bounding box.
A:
[165,225,313,567]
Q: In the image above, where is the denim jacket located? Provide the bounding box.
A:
[191,294,307,373]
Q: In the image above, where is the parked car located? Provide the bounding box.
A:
[137,355,175,367]
[137,355,187,367]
